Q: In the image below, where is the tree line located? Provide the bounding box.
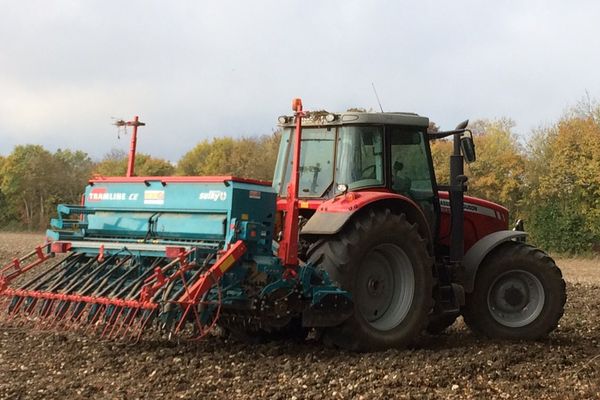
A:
[430,100,600,254]
[0,134,279,231]
[1,103,599,254]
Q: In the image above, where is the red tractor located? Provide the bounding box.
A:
[273,99,566,351]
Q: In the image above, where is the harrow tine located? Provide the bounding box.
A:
[59,302,78,330]
[189,302,206,340]
[0,240,231,344]
[119,307,141,340]
[99,306,117,338]
[105,305,127,339]
[132,308,156,342]
[68,302,92,331]
[41,299,61,327]
[83,304,105,335]
[7,296,26,319]
[109,307,129,339]
[0,296,11,322]
[23,297,40,315]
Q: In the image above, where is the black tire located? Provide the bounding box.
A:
[463,242,566,340]
[426,312,459,334]
[307,209,433,351]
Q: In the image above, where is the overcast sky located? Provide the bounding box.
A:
[1,0,599,161]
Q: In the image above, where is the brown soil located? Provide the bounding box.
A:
[0,232,598,399]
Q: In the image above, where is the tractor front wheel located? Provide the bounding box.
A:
[308,209,433,351]
[463,242,566,340]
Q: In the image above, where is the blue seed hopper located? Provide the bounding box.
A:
[0,176,351,340]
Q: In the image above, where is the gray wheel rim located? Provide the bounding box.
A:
[356,243,415,331]
[487,269,545,328]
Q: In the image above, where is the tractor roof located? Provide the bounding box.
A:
[277,111,429,128]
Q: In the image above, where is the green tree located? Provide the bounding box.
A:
[93,149,175,177]
[1,145,58,229]
[53,149,94,204]
[0,155,8,225]
[177,134,281,181]
[525,115,600,253]
[430,119,525,217]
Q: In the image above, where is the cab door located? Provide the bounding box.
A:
[387,126,438,231]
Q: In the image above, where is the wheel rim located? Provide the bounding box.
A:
[487,269,545,328]
[356,243,415,331]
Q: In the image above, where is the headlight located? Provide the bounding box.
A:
[336,183,348,193]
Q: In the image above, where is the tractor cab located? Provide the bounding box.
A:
[273,111,438,228]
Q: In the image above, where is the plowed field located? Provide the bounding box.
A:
[0,232,598,399]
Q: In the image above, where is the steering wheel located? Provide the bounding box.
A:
[361,165,377,179]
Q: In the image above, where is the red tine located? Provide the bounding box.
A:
[23,297,39,316]
[0,297,17,325]
[100,306,122,338]
[38,299,60,330]
[132,309,156,343]
[47,301,70,329]
[7,296,26,320]
[118,307,141,340]
[106,306,127,339]
[173,270,195,335]
[174,303,192,334]
[84,304,106,335]
[65,302,89,331]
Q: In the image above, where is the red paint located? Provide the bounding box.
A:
[437,191,509,252]
[0,243,51,290]
[87,187,107,202]
[165,246,186,258]
[277,98,305,267]
[178,240,247,303]
[277,185,510,256]
[51,241,72,253]
[90,175,272,187]
[126,116,142,177]
[276,198,322,211]
[1,288,158,310]
[313,191,424,215]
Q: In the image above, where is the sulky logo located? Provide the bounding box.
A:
[199,190,227,201]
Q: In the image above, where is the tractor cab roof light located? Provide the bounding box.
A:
[325,113,337,122]
[336,183,348,194]
[278,116,289,124]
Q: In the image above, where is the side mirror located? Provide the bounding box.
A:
[461,136,476,163]
[455,120,469,130]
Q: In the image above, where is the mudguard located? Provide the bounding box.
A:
[300,210,351,235]
[463,230,528,293]
[300,191,433,252]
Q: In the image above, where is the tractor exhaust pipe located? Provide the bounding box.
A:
[428,119,471,263]
[449,132,466,262]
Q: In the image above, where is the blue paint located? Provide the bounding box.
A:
[45,177,351,330]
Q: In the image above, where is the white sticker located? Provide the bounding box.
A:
[199,190,228,201]
[144,190,165,205]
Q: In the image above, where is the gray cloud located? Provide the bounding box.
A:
[1,0,599,161]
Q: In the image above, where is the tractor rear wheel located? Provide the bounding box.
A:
[307,209,433,351]
[462,242,566,339]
